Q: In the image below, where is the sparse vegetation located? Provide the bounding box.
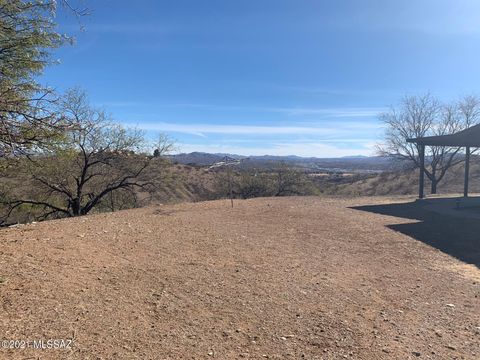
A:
[4,151,480,224]
[212,163,319,200]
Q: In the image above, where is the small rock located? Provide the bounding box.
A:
[412,351,421,357]
[446,304,455,308]
[208,350,214,356]
[446,345,456,350]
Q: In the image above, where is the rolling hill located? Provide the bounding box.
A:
[167,152,397,173]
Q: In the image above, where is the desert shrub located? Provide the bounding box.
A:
[213,163,319,200]
[236,172,273,199]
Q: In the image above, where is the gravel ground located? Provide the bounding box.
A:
[0,196,478,359]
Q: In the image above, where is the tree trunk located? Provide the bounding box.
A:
[430,179,437,194]
[71,198,81,216]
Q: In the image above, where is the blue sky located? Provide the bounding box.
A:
[42,0,480,157]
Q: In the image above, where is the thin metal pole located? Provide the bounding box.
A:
[464,146,470,198]
[419,144,425,199]
[228,166,233,208]
[225,156,233,208]
[209,156,242,208]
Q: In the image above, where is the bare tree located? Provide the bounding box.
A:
[153,134,176,157]
[3,88,151,220]
[273,162,310,196]
[378,94,480,194]
[458,95,480,128]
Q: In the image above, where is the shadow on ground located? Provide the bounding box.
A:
[351,200,480,268]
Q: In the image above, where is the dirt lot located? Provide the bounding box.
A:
[0,196,479,359]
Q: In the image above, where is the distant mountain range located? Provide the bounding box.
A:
[167,152,398,173]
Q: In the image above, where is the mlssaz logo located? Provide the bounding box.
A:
[32,339,73,350]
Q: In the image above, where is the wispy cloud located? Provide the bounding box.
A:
[127,121,380,137]
[110,101,385,118]
[132,122,332,136]
[272,107,384,117]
